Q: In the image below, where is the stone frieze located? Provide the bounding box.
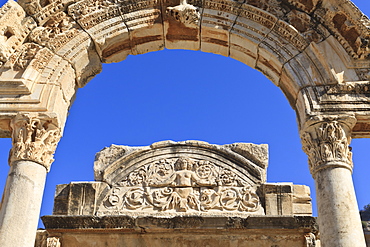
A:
[97,157,264,216]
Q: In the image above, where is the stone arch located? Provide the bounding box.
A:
[1,0,369,133]
[0,0,370,246]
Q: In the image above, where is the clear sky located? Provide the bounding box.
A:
[0,0,369,228]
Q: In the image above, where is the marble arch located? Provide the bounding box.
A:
[0,0,369,246]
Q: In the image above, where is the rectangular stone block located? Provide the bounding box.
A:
[262,183,294,215]
[262,183,312,216]
[293,184,312,216]
[53,182,109,216]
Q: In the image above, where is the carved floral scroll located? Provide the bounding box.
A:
[98,157,263,216]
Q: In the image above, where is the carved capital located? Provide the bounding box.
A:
[9,114,61,171]
[300,116,356,175]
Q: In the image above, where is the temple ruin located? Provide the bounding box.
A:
[0,0,370,246]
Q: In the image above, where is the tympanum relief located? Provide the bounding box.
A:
[98,157,263,216]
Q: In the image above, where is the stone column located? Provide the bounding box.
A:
[0,114,61,247]
[300,116,366,247]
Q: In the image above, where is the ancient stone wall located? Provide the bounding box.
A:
[37,141,316,247]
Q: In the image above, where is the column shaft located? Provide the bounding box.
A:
[314,166,365,246]
[0,161,47,247]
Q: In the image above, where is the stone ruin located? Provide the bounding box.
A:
[0,0,369,245]
[37,141,316,246]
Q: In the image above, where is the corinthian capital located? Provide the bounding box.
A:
[9,113,61,171]
[300,116,356,175]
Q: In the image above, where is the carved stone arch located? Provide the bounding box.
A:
[1,0,369,135]
[0,0,370,246]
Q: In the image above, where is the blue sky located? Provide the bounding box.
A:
[0,0,369,228]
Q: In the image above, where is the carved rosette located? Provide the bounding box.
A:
[300,116,356,175]
[9,114,61,171]
[166,0,200,26]
[98,157,263,216]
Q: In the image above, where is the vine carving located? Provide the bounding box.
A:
[98,157,263,216]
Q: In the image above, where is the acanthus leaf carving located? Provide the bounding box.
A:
[166,0,200,26]
[300,117,355,175]
[98,157,263,216]
[9,114,61,170]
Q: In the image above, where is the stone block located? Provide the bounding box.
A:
[293,185,312,216]
[68,0,131,63]
[39,215,319,247]
[53,182,110,216]
[262,183,294,215]
[163,0,201,50]
[262,183,312,216]
[120,0,164,55]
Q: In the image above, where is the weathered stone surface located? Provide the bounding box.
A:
[42,215,318,230]
[39,215,318,247]
[262,183,312,216]
[54,141,271,217]
[0,0,369,246]
[0,1,36,66]
[53,182,109,216]
[300,115,366,246]
[0,0,369,137]
[0,161,47,247]
[9,113,61,170]
[52,141,312,219]
[163,0,201,50]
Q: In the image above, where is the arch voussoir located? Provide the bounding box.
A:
[120,0,164,55]
[163,0,202,51]
[200,0,241,57]
[67,0,131,63]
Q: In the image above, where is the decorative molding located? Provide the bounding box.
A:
[29,12,78,51]
[6,43,42,71]
[166,0,200,26]
[9,114,61,170]
[98,157,264,216]
[300,116,356,175]
[17,0,42,16]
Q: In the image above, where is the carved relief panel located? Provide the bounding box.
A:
[97,157,264,216]
[51,141,312,217]
[94,141,268,217]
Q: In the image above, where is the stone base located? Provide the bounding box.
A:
[37,215,319,247]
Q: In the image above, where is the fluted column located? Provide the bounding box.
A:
[300,115,366,247]
[0,113,61,247]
